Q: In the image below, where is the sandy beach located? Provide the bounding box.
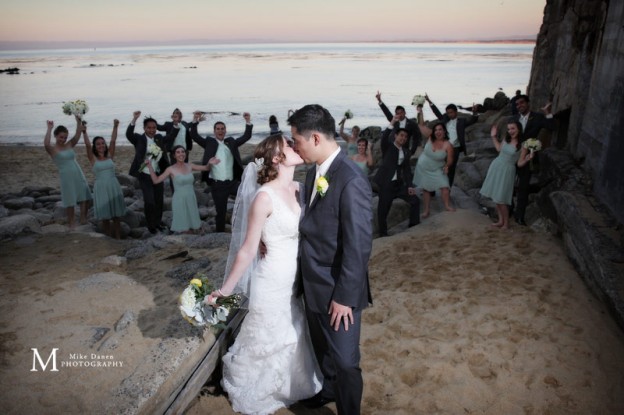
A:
[1,145,623,414]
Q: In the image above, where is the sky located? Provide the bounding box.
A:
[0,0,546,46]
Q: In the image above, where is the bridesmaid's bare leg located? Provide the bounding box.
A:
[500,204,510,229]
[441,188,455,212]
[79,201,88,225]
[67,206,76,228]
[422,191,431,218]
[112,218,121,239]
[492,205,503,227]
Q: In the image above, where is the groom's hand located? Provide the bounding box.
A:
[329,301,354,331]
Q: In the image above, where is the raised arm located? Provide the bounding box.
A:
[191,157,220,171]
[425,94,444,120]
[365,143,374,168]
[109,119,119,159]
[82,125,95,165]
[206,191,273,300]
[416,105,432,143]
[126,111,141,145]
[68,115,83,147]
[44,120,55,156]
[146,160,172,184]
[189,113,207,148]
[338,117,350,141]
[235,112,253,145]
[490,124,502,153]
[376,90,393,122]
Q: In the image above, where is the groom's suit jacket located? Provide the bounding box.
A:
[299,150,373,314]
[126,124,171,177]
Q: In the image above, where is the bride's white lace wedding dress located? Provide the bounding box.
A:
[222,186,321,415]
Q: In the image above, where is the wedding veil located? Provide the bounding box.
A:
[222,158,263,307]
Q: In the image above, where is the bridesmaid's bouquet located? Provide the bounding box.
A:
[523,138,543,154]
[179,275,242,328]
[411,94,426,106]
[62,99,89,118]
[344,110,354,120]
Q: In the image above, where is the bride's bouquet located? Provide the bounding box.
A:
[62,99,89,118]
[179,275,242,329]
[411,94,426,106]
[139,142,163,172]
[344,110,354,120]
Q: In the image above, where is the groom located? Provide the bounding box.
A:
[289,104,373,414]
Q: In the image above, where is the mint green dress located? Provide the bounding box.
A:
[171,173,201,232]
[347,142,358,156]
[353,159,369,175]
[412,141,449,191]
[53,149,92,207]
[92,159,126,220]
[479,142,520,204]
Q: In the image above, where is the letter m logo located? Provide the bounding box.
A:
[31,348,59,372]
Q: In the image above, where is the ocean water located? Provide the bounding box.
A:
[0,42,534,145]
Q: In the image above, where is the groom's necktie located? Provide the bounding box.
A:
[309,167,320,206]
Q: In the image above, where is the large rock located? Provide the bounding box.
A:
[0,214,42,239]
[164,257,213,283]
[527,0,624,224]
[121,209,144,229]
[116,173,139,189]
[3,196,35,210]
[454,161,484,191]
[371,196,411,236]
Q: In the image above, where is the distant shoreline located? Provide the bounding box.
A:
[0,39,536,52]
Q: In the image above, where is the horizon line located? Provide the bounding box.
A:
[0,37,537,51]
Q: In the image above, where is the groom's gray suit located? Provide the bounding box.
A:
[299,150,373,415]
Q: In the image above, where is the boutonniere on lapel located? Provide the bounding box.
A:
[316,175,329,197]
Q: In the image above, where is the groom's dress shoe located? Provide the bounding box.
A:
[299,392,335,409]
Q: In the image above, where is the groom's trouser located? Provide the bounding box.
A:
[210,179,239,232]
[305,307,363,415]
[139,173,164,231]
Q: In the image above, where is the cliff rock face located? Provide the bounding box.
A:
[527,0,624,223]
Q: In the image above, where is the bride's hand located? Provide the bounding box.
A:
[204,291,221,307]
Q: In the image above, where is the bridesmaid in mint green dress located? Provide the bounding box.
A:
[338,117,360,156]
[349,138,374,175]
[83,120,126,239]
[147,145,219,233]
[412,122,456,218]
[44,116,92,228]
[479,121,522,229]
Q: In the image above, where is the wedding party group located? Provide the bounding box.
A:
[43,92,553,414]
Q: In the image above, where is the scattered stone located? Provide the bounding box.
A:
[0,214,42,239]
[188,233,231,249]
[76,272,135,292]
[3,196,35,210]
[101,255,127,266]
[34,194,62,204]
[114,310,136,333]
[165,257,212,282]
[40,223,68,234]
[89,327,110,347]
[0,206,8,219]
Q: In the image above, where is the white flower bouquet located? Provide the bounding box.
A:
[344,110,354,120]
[411,94,426,106]
[139,142,163,172]
[179,276,242,328]
[62,99,89,117]
[523,138,542,154]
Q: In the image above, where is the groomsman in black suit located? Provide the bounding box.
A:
[157,108,193,160]
[375,91,422,154]
[126,111,173,234]
[190,112,253,232]
[425,93,479,188]
[513,94,554,225]
[374,115,421,237]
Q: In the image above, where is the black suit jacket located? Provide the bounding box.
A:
[379,102,421,154]
[373,126,413,189]
[431,104,478,154]
[189,122,253,183]
[515,111,555,142]
[126,124,171,177]
[157,121,193,152]
[299,150,373,313]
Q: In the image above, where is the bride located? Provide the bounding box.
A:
[205,134,321,414]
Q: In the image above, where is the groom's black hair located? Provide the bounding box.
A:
[287,104,336,139]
